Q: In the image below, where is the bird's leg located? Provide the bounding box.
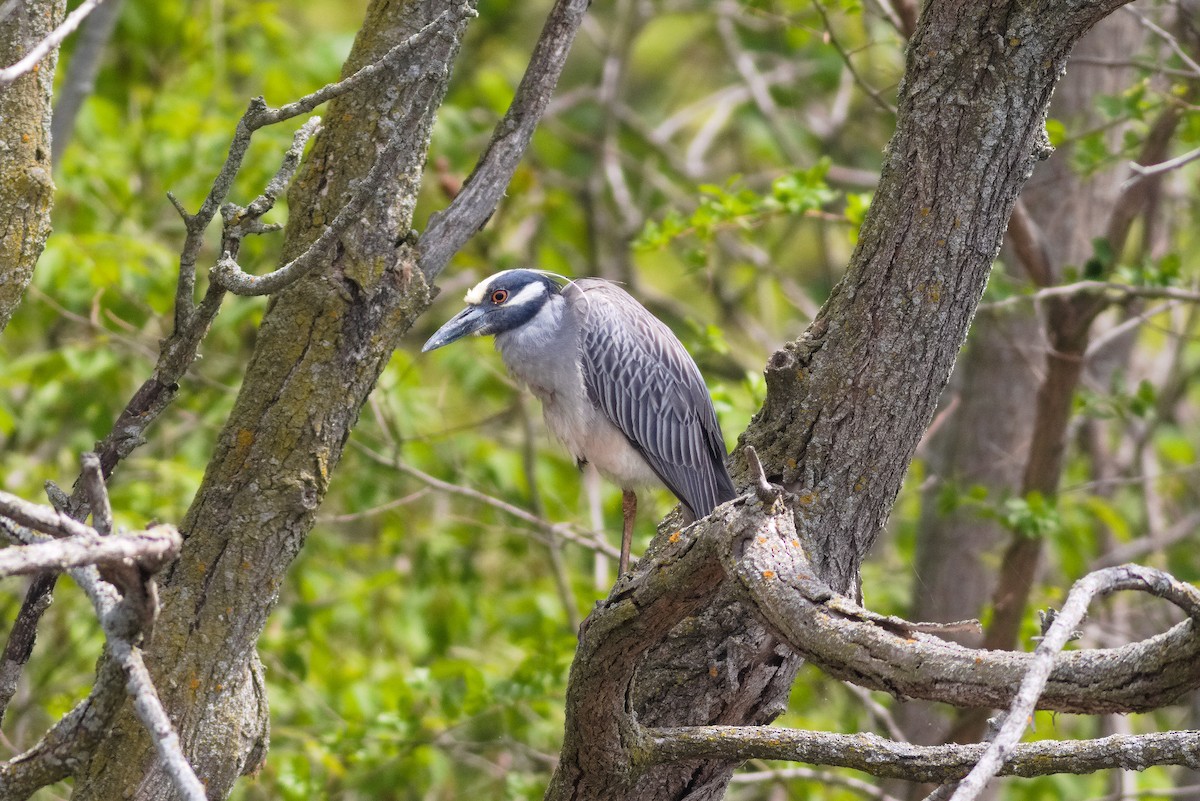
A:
[620,489,637,575]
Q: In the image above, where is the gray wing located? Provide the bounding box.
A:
[569,280,736,517]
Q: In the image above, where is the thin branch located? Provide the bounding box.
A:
[419,0,591,280]
[353,442,619,559]
[0,574,54,726]
[941,565,1200,801]
[1123,6,1200,78]
[116,642,207,801]
[810,0,897,116]
[0,0,109,88]
[733,763,904,800]
[211,118,405,296]
[50,0,125,162]
[982,281,1200,311]
[643,726,1200,783]
[80,452,112,536]
[0,525,179,577]
[0,523,197,799]
[1127,144,1200,179]
[0,488,101,541]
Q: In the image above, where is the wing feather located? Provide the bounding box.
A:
[570,280,736,517]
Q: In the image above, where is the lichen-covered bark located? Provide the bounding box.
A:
[549,2,1134,799]
[71,2,472,799]
[0,0,65,333]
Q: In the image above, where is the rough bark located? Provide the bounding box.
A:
[549,1,1135,798]
[70,2,472,798]
[0,0,65,332]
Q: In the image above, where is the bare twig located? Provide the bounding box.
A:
[1126,144,1200,180]
[116,642,207,801]
[80,453,113,536]
[733,763,904,800]
[939,565,1200,801]
[1123,6,1200,77]
[211,119,405,296]
[0,0,109,88]
[644,726,1200,783]
[810,0,898,116]
[0,522,197,799]
[0,524,179,577]
[419,0,591,280]
[982,281,1200,311]
[0,488,100,541]
[354,443,619,559]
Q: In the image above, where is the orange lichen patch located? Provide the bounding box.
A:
[189,674,201,691]
[762,570,776,579]
[797,491,817,506]
[920,206,931,217]
[757,537,768,544]
[791,540,800,547]
[709,666,719,678]
[22,133,30,143]
[236,428,255,450]
[786,458,798,470]
[668,531,681,543]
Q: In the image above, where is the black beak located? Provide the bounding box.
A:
[422,305,487,352]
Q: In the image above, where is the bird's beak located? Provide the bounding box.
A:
[421,305,487,352]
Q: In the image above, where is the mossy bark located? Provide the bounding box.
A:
[0,0,65,333]
[71,2,472,799]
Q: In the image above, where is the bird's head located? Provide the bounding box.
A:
[421,269,564,352]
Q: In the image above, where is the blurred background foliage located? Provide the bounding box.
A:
[0,0,1197,799]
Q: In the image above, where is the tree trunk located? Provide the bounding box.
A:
[71,2,470,798]
[549,1,1133,798]
[0,0,66,332]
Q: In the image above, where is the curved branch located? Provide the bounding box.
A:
[730,518,1200,715]
[945,565,1200,801]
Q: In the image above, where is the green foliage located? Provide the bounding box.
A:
[633,160,839,251]
[1,1,1197,800]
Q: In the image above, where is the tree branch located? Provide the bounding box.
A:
[640,727,1200,783]
[418,0,591,280]
[0,0,109,88]
[730,515,1200,715]
[0,525,179,578]
[942,565,1200,801]
[0,517,196,799]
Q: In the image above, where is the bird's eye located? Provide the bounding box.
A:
[491,289,509,304]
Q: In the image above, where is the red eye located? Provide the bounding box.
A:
[491,289,509,304]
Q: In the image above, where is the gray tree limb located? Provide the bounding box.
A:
[418,0,591,280]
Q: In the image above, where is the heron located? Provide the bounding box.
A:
[422,269,736,574]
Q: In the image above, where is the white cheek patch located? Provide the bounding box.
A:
[504,281,546,309]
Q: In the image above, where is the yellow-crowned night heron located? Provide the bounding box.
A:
[422,269,737,573]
